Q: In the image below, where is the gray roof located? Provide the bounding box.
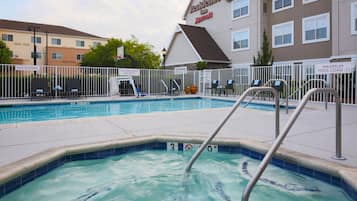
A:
[0,19,104,39]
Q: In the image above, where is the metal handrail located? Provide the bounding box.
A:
[185,87,280,173]
[173,79,181,93]
[241,88,345,201]
[289,79,329,110]
[244,79,289,114]
[160,80,168,95]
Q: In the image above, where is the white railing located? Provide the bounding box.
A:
[1,63,356,105]
[0,65,199,99]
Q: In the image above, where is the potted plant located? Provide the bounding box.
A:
[184,86,191,94]
[190,85,198,94]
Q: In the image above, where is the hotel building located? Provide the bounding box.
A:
[0,19,107,66]
[165,0,357,69]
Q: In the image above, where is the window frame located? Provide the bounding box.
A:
[303,0,318,5]
[31,36,41,44]
[232,28,250,51]
[352,2,357,35]
[2,34,13,42]
[51,38,61,45]
[76,54,84,61]
[76,40,85,47]
[92,42,101,47]
[272,0,294,13]
[31,52,42,59]
[272,21,294,48]
[302,12,330,44]
[232,0,250,20]
[51,53,62,60]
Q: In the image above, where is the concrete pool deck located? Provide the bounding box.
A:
[0,96,356,169]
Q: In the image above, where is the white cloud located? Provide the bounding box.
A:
[10,0,190,53]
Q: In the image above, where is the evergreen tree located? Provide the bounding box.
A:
[0,41,12,64]
[253,31,273,66]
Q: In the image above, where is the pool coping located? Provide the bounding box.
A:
[0,135,356,199]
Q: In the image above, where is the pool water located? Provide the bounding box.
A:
[0,98,281,124]
[0,151,351,201]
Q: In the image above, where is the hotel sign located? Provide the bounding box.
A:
[15,65,40,71]
[190,0,221,13]
[315,62,354,74]
[195,12,213,24]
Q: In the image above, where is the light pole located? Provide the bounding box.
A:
[161,48,167,69]
[29,26,40,75]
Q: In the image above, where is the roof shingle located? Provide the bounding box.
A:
[179,24,230,62]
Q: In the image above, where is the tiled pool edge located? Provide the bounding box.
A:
[0,135,356,200]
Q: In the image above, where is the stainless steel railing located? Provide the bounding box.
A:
[184,87,280,172]
[160,80,168,95]
[241,88,345,201]
[244,79,289,114]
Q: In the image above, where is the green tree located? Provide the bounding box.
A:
[196,61,208,70]
[0,41,12,64]
[253,31,273,66]
[81,38,160,68]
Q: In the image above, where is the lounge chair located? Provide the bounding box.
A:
[31,78,49,100]
[66,78,81,97]
[225,80,235,95]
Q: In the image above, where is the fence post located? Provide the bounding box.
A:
[148,70,151,96]
[355,63,357,104]
[106,68,109,97]
[55,66,58,98]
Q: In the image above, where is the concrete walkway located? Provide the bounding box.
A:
[0,97,356,168]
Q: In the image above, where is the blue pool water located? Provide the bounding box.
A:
[0,150,351,201]
[0,98,284,124]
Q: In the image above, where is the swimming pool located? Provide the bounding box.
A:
[0,148,352,201]
[0,98,287,124]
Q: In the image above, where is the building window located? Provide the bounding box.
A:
[2,34,13,42]
[76,40,85,47]
[303,0,318,4]
[273,0,293,13]
[272,21,294,48]
[93,42,101,48]
[51,38,61,45]
[352,2,357,35]
[232,0,249,19]
[31,37,41,44]
[232,28,249,51]
[76,54,84,61]
[31,52,42,59]
[52,53,62,60]
[303,13,330,44]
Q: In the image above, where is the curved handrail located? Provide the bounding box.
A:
[241,88,345,201]
[244,79,289,114]
[160,80,168,95]
[185,87,280,173]
[289,79,329,110]
[173,79,181,93]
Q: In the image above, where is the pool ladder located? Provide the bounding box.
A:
[184,87,345,201]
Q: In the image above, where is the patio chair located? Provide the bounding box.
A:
[66,78,81,97]
[211,80,219,95]
[225,80,235,96]
[31,78,49,100]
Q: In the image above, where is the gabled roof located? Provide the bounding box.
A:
[173,24,229,63]
[0,19,104,39]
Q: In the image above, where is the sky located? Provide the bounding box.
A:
[0,0,190,53]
